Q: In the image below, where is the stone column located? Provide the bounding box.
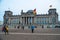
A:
[32,17,34,24]
[24,17,25,25]
[22,17,23,25]
[23,17,24,25]
[27,17,28,25]
[31,17,32,24]
[26,17,27,25]
[9,18,11,24]
[30,17,31,25]
[26,17,28,25]
[28,17,29,24]
[25,17,26,25]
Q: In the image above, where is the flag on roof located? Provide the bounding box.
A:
[33,8,36,15]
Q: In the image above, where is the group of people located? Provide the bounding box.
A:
[15,25,24,30]
[2,24,36,35]
[2,24,9,35]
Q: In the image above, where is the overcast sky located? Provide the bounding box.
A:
[0,0,60,21]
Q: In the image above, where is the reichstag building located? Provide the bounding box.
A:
[3,8,60,28]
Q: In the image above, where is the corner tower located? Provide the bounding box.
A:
[3,10,13,24]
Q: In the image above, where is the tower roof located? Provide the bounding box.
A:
[27,10,33,13]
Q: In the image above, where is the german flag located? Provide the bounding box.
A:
[33,8,36,15]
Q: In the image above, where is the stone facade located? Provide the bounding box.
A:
[3,8,60,28]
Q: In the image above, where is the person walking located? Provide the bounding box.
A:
[5,25,9,35]
[31,25,35,33]
[2,25,6,35]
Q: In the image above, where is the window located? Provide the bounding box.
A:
[11,18,19,24]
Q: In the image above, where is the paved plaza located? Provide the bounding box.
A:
[0,28,60,40]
